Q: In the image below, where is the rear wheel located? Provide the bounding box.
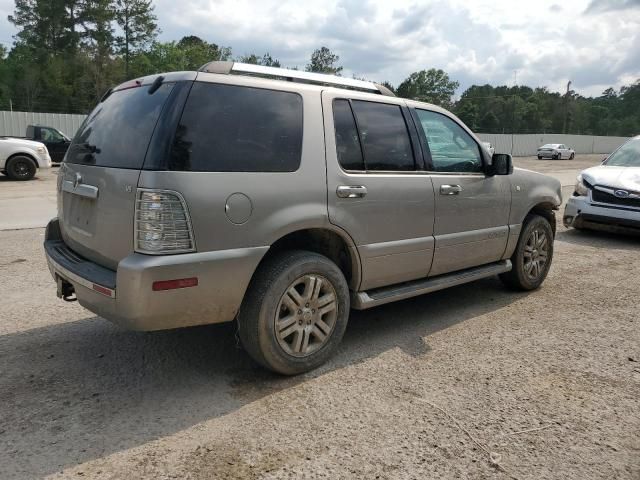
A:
[6,156,37,181]
[500,214,554,291]
[238,250,350,375]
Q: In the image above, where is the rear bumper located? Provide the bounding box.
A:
[44,218,268,331]
[563,196,640,233]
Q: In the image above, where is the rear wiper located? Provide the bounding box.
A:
[74,142,101,154]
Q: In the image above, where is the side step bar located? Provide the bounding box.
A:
[351,260,512,310]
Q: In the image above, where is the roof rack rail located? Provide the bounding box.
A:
[198,61,395,97]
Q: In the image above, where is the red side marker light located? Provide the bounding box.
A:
[93,284,113,297]
[152,277,199,291]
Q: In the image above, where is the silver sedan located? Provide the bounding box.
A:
[537,143,575,160]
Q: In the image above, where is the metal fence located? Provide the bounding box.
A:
[0,111,87,138]
[476,133,630,157]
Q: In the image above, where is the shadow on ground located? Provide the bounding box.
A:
[0,277,524,478]
[556,227,640,250]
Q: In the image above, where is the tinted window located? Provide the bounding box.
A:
[333,99,364,170]
[66,83,174,168]
[416,109,482,173]
[170,82,303,172]
[351,101,415,171]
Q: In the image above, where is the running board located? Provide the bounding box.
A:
[351,260,512,310]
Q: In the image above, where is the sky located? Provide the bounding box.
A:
[0,0,639,97]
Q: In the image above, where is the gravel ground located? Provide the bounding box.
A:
[0,155,638,479]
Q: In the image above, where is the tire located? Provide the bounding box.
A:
[553,153,559,160]
[238,250,350,375]
[537,155,542,160]
[499,214,554,291]
[6,155,37,181]
[570,152,575,160]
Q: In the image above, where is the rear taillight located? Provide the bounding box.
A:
[134,189,195,254]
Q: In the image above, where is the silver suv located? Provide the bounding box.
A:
[45,62,562,374]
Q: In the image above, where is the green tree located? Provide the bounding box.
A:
[114,0,159,77]
[130,36,231,76]
[306,46,342,75]
[239,52,281,67]
[8,0,82,55]
[396,69,459,107]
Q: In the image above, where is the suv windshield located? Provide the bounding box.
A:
[605,138,640,167]
[66,83,174,168]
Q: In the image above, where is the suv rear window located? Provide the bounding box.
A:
[65,83,174,168]
[169,82,303,172]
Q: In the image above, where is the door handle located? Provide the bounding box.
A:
[440,184,462,195]
[62,179,99,199]
[337,185,367,198]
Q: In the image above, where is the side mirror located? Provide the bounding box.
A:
[488,153,513,175]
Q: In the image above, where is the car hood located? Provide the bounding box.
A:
[581,165,640,191]
[0,137,46,150]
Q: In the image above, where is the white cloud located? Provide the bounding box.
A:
[0,0,638,96]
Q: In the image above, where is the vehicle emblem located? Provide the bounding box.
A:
[614,189,630,198]
[73,172,82,189]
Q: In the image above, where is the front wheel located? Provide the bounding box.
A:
[6,156,37,181]
[238,250,350,375]
[570,152,575,159]
[537,155,543,160]
[500,214,554,291]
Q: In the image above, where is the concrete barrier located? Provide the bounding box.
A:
[477,133,630,157]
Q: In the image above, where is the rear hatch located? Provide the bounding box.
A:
[58,74,192,270]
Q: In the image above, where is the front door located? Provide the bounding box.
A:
[413,108,511,276]
[322,91,435,291]
[40,127,70,163]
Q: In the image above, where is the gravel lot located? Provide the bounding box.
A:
[0,155,638,479]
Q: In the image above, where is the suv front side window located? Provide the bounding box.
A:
[42,128,64,142]
[416,109,483,173]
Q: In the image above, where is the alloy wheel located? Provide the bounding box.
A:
[523,228,549,281]
[274,274,338,357]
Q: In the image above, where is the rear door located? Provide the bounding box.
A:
[58,77,189,270]
[322,90,435,291]
[412,107,511,276]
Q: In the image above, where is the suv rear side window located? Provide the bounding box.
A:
[170,82,303,172]
[333,99,365,170]
[351,101,415,171]
[66,83,174,168]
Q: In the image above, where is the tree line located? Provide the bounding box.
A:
[0,0,638,137]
